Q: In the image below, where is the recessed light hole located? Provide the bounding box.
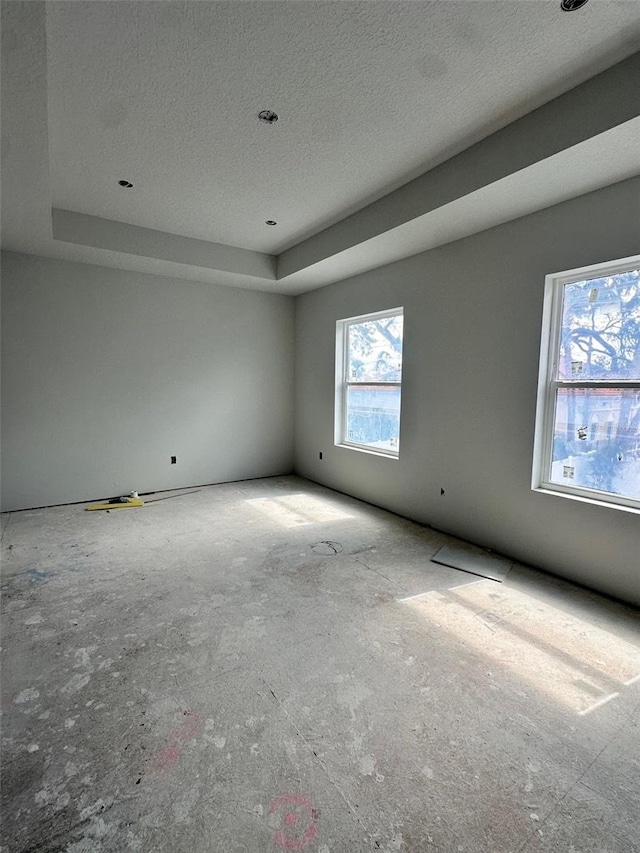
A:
[265,220,277,226]
[118,179,134,188]
[560,0,589,10]
[258,110,279,124]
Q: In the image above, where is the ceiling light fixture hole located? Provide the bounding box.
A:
[118,179,134,188]
[258,110,279,124]
[265,220,277,226]
[560,0,589,10]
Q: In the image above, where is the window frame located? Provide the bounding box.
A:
[335,307,404,459]
[532,255,640,514]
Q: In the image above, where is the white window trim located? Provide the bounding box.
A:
[532,254,640,514]
[335,307,403,459]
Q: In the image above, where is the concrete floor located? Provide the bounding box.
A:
[1,475,639,853]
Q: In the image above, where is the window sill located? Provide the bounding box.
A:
[532,485,640,515]
[336,442,399,460]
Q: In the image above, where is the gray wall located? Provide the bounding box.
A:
[294,177,640,606]
[1,252,294,510]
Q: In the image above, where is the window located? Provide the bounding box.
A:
[335,308,403,457]
[532,256,640,512]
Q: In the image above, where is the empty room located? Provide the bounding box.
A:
[1,1,639,851]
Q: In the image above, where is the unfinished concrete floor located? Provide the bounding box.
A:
[1,475,639,853]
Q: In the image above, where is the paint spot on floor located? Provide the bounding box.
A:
[171,709,204,743]
[24,614,43,625]
[61,673,91,695]
[35,782,70,811]
[153,742,181,774]
[25,568,59,586]
[360,754,376,775]
[75,647,97,667]
[269,794,318,851]
[26,743,39,752]
[336,679,371,721]
[151,709,203,774]
[15,688,40,704]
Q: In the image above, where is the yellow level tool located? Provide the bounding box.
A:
[85,498,144,511]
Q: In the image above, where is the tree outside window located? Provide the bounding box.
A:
[534,260,640,510]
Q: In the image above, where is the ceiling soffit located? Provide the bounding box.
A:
[1,2,639,294]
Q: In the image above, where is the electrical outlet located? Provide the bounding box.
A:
[171,456,177,464]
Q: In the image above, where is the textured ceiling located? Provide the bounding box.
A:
[46,0,640,253]
[2,1,640,294]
